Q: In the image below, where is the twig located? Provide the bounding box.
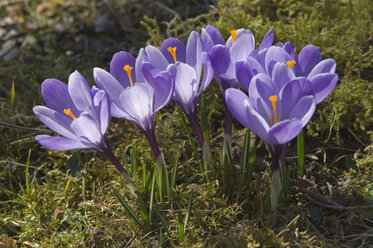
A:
[0,121,50,132]
[124,227,141,248]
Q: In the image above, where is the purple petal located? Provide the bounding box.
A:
[41,79,78,114]
[110,51,136,88]
[226,29,253,49]
[167,62,196,114]
[295,45,322,76]
[279,78,312,119]
[267,119,303,144]
[198,53,214,95]
[94,67,125,105]
[290,95,316,127]
[249,73,277,123]
[151,72,174,113]
[119,83,154,131]
[145,45,169,71]
[160,38,186,63]
[135,48,150,83]
[201,28,214,53]
[307,58,336,78]
[265,46,291,76]
[93,90,110,134]
[225,88,270,141]
[68,71,93,112]
[235,61,251,92]
[271,62,295,90]
[230,33,255,62]
[259,29,274,50]
[210,45,231,75]
[71,113,103,146]
[205,25,225,45]
[283,42,295,60]
[36,135,92,151]
[33,106,76,139]
[308,73,338,104]
[186,31,202,81]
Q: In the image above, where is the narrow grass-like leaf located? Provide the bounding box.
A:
[171,154,179,193]
[240,130,251,185]
[149,172,156,224]
[183,191,193,239]
[297,129,305,177]
[10,81,15,107]
[113,187,144,227]
[246,144,257,186]
[25,148,31,195]
[131,146,137,175]
[178,211,184,243]
[200,94,210,144]
[64,175,71,194]
[154,207,172,238]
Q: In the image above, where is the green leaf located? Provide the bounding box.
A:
[113,187,143,228]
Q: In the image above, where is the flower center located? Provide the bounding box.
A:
[167,47,177,63]
[269,95,280,126]
[286,60,296,69]
[123,65,134,87]
[63,108,76,119]
[230,30,238,44]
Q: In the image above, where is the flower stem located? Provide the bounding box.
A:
[187,112,205,148]
[144,129,161,159]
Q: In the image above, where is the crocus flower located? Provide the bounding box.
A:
[33,71,135,189]
[225,73,317,210]
[236,44,338,104]
[93,51,174,165]
[141,31,214,150]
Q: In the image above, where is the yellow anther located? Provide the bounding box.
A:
[230,30,238,44]
[123,65,134,87]
[63,108,76,119]
[286,60,296,69]
[269,95,280,126]
[167,47,177,63]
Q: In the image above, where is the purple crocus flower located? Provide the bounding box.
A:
[93,51,174,164]
[236,44,338,104]
[225,73,317,210]
[33,71,134,187]
[141,31,214,151]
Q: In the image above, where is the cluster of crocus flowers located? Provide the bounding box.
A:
[33,25,338,210]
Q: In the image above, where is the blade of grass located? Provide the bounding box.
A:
[240,130,251,185]
[113,187,144,228]
[131,146,137,175]
[25,149,31,195]
[183,191,193,238]
[154,207,172,238]
[171,154,179,193]
[297,129,305,177]
[10,81,15,107]
[149,172,156,224]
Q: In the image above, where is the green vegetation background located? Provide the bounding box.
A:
[0,0,372,247]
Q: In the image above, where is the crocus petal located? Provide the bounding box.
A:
[94,67,125,105]
[145,45,169,71]
[110,51,136,88]
[290,95,316,127]
[225,88,270,142]
[71,113,103,147]
[308,73,338,104]
[267,119,303,145]
[135,48,149,83]
[151,72,174,113]
[160,38,186,63]
[249,73,277,122]
[210,45,231,75]
[33,106,76,140]
[235,61,251,92]
[36,135,92,151]
[198,53,214,95]
[265,46,291,76]
[68,71,93,112]
[119,83,154,131]
[93,90,110,135]
[271,62,295,90]
[167,62,196,114]
[295,45,322,76]
[41,79,78,115]
[186,31,203,81]
[226,29,253,48]
[307,58,336,78]
[279,78,312,119]
[230,33,255,62]
[205,25,225,45]
[259,29,274,50]
[283,42,295,60]
[201,28,214,53]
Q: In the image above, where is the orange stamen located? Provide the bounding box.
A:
[123,65,134,87]
[286,60,296,69]
[269,95,280,126]
[63,108,76,119]
[230,30,238,44]
[167,47,177,63]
